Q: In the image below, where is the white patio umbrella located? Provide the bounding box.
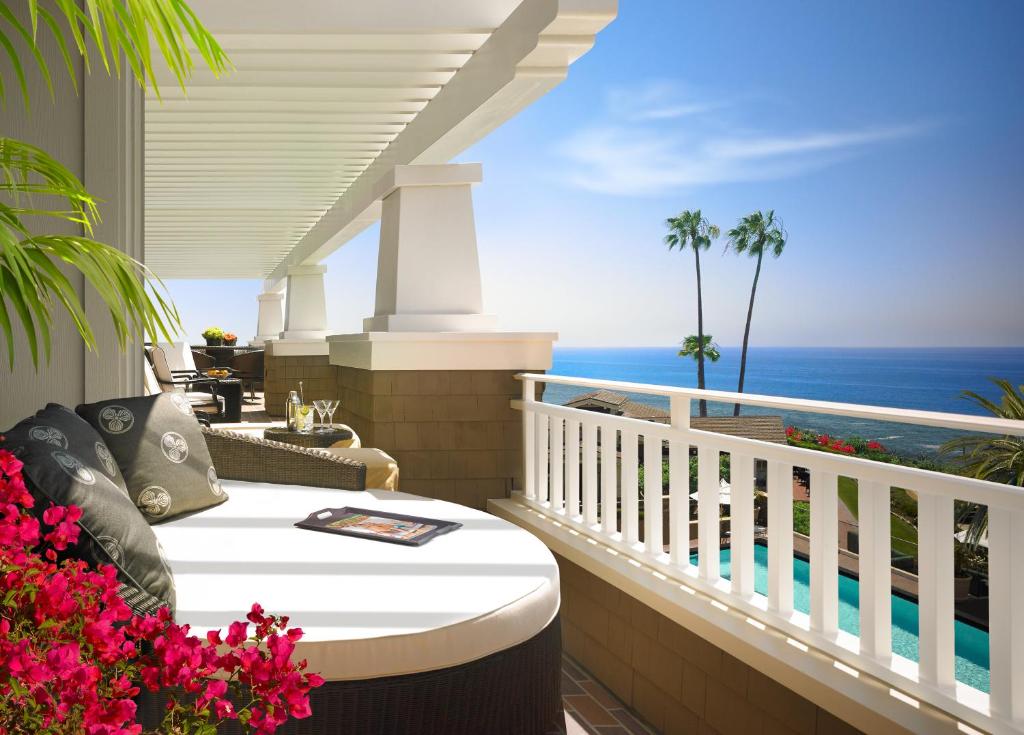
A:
[954,528,989,549]
[690,478,732,505]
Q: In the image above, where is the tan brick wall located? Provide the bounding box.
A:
[263,354,337,418]
[334,367,539,509]
[556,554,864,735]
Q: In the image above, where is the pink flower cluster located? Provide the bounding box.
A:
[0,446,323,734]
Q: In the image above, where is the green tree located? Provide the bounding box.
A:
[679,334,721,363]
[941,379,1024,546]
[0,0,229,368]
[665,210,719,416]
[725,210,787,416]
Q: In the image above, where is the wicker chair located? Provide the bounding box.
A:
[201,427,366,491]
[229,348,264,399]
[148,346,225,419]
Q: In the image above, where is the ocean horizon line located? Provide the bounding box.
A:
[553,345,1024,350]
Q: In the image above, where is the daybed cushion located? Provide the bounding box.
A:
[77,393,227,523]
[153,481,560,681]
[2,404,176,615]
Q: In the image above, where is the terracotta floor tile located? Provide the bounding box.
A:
[562,671,586,695]
[611,708,656,735]
[565,695,620,727]
[563,656,590,682]
[582,679,621,709]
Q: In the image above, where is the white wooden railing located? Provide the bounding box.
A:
[514,374,1024,735]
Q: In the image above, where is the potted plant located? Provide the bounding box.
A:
[223,331,238,346]
[202,326,225,346]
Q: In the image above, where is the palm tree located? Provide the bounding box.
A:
[0,1,229,368]
[725,210,787,416]
[679,335,721,364]
[941,379,1024,547]
[665,210,719,416]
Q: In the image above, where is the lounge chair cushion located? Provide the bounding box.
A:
[154,481,560,681]
[1,403,176,615]
[77,394,228,523]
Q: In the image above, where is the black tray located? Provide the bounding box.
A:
[295,506,462,547]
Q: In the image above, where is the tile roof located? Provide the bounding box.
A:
[562,391,787,443]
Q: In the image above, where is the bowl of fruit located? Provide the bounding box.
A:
[204,368,231,379]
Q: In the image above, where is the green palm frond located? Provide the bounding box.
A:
[0,1,227,371]
[0,0,231,101]
[679,334,721,363]
[0,138,179,368]
[940,379,1024,547]
[665,209,719,253]
[726,209,788,259]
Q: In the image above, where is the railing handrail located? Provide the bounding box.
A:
[517,372,1024,437]
[514,373,1024,733]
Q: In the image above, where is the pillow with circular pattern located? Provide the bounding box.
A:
[76,393,228,524]
[2,403,176,616]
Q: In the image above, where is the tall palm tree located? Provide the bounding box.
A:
[725,210,787,416]
[941,379,1024,547]
[665,210,719,416]
[0,1,229,368]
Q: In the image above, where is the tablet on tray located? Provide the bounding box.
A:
[295,507,462,546]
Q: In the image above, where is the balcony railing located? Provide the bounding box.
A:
[513,374,1024,735]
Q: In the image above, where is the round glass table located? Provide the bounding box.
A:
[263,425,353,448]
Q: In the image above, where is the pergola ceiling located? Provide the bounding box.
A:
[144,0,615,280]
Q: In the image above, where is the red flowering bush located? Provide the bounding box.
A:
[0,447,324,734]
[786,426,888,458]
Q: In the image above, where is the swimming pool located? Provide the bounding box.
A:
[693,545,990,692]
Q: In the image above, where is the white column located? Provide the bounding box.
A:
[280,264,328,340]
[363,163,496,332]
[252,292,284,346]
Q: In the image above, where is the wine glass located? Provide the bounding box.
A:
[325,399,340,428]
[312,399,328,431]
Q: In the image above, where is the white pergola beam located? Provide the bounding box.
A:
[145,0,615,281]
[267,0,615,282]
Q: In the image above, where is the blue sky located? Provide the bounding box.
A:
[165,0,1024,347]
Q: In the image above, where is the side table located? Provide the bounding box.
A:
[213,378,242,422]
[263,426,354,449]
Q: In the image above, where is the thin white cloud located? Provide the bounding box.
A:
[559,83,932,196]
[606,81,726,122]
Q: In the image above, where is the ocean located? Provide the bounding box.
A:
[543,347,1024,458]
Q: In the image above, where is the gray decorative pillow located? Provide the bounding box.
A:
[2,403,176,616]
[76,393,227,523]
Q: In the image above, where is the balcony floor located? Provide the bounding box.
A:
[554,655,655,735]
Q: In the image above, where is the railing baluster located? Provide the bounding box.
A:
[550,417,564,512]
[858,480,892,663]
[697,445,720,582]
[565,418,581,519]
[643,435,663,556]
[622,430,640,545]
[809,469,839,637]
[668,397,690,567]
[535,413,549,505]
[767,460,794,615]
[730,454,755,598]
[522,379,535,500]
[668,438,688,567]
[601,426,618,536]
[582,420,598,525]
[988,508,1024,724]
[917,490,954,692]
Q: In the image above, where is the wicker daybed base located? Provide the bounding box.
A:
[138,614,562,734]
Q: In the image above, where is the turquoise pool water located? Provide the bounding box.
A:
[692,545,990,692]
